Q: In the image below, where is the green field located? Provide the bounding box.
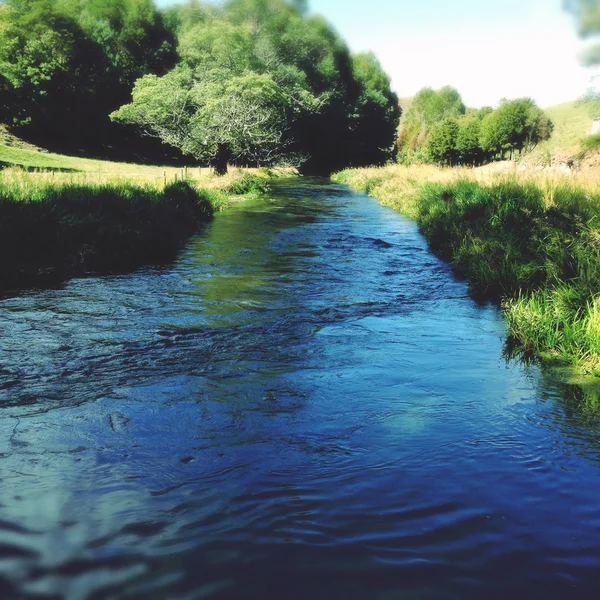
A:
[532,100,594,160]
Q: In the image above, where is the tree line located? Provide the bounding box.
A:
[397,87,553,167]
[0,0,401,173]
[0,0,178,158]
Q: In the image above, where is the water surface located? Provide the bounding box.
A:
[1,180,600,599]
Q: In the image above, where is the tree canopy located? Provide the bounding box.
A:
[398,86,465,152]
[0,0,399,170]
[399,86,553,167]
[111,0,400,173]
[0,0,176,153]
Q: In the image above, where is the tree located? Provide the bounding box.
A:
[0,0,109,129]
[112,0,400,174]
[112,67,292,174]
[479,98,552,160]
[0,0,176,152]
[455,107,492,166]
[426,117,459,165]
[524,102,554,151]
[398,86,465,152]
[349,52,400,165]
[61,0,177,86]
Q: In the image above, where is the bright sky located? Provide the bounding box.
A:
[156,0,599,108]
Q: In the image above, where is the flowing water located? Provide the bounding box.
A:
[1,180,600,599]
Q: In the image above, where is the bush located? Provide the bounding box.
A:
[224,173,271,195]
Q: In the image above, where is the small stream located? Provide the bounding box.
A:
[1,180,600,599]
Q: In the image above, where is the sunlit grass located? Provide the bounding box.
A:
[333,163,600,376]
[0,162,282,293]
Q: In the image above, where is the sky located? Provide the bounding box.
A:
[155,0,599,108]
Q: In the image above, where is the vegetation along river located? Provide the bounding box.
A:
[1,180,600,600]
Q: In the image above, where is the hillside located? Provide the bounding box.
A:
[530,100,593,163]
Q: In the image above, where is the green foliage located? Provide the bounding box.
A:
[350,52,401,166]
[0,178,216,292]
[224,173,271,195]
[112,0,399,174]
[416,179,600,372]
[398,88,553,166]
[479,98,553,159]
[396,149,432,165]
[334,163,600,372]
[426,118,459,165]
[397,86,465,152]
[455,108,492,165]
[1,0,399,171]
[0,0,176,152]
[113,65,291,174]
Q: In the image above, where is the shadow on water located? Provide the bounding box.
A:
[1,179,600,599]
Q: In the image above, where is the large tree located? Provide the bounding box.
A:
[479,98,552,160]
[112,0,399,174]
[112,67,292,174]
[349,52,401,166]
[0,0,175,152]
[455,107,492,166]
[397,86,465,152]
[426,117,459,166]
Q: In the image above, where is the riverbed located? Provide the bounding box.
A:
[1,180,600,599]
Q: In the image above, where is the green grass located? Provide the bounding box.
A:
[0,177,226,294]
[415,180,600,374]
[527,100,594,163]
[0,143,168,174]
[334,165,600,376]
[223,172,272,195]
[0,129,285,294]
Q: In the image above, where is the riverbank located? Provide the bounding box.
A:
[333,165,600,376]
[0,167,275,295]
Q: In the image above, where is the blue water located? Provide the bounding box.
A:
[1,180,600,599]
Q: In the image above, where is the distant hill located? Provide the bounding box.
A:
[532,101,593,160]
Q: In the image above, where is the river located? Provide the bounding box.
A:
[1,180,600,599]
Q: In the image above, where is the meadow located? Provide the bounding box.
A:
[333,164,600,377]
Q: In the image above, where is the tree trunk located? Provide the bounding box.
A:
[212,144,231,176]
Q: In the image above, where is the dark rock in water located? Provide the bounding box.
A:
[373,238,392,248]
[108,412,130,433]
[180,456,195,464]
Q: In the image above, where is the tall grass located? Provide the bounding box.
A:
[333,165,600,376]
[0,172,230,293]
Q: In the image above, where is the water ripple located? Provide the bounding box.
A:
[1,180,600,598]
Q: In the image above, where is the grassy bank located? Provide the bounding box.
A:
[333,165,600,376]
[0,167,275,295]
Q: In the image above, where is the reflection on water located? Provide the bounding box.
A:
[1,180,600,599]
